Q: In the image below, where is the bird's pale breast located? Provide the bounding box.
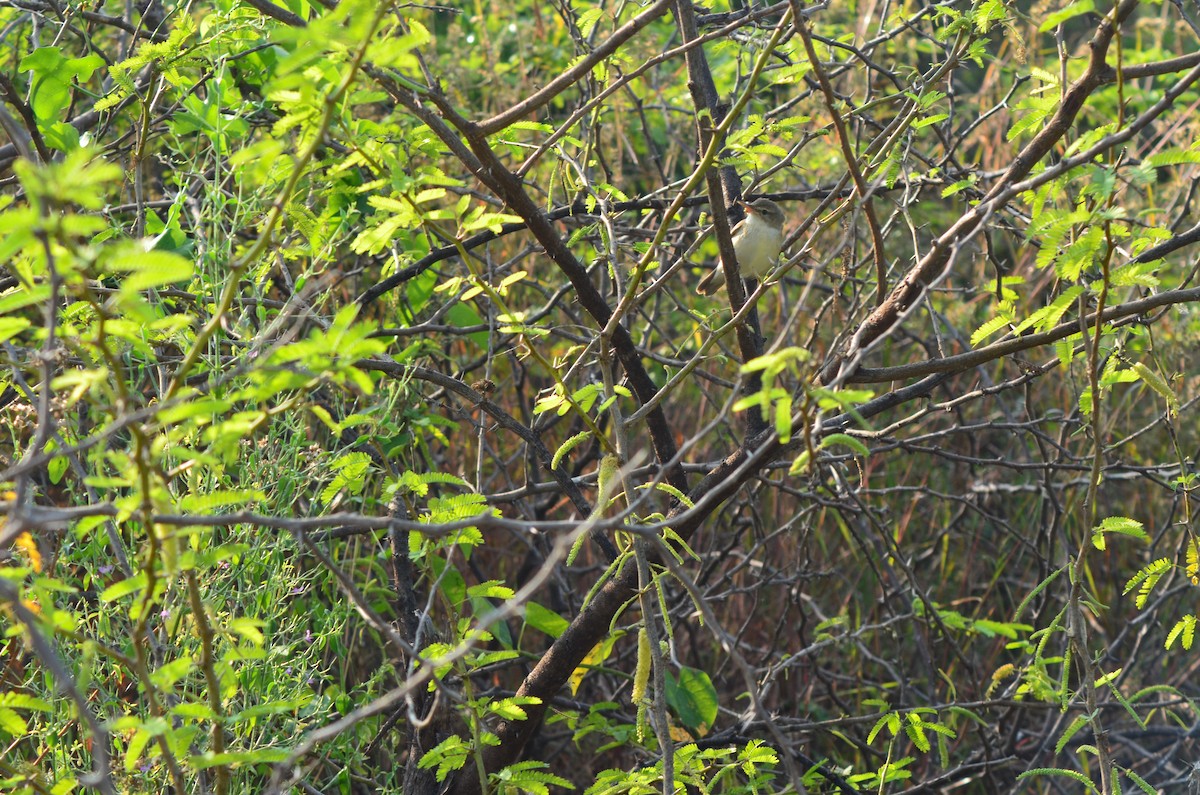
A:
[731,213,784,277]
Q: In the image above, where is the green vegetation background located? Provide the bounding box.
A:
[2,0,1200,793]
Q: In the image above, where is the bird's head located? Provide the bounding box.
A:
[738,198,785,230]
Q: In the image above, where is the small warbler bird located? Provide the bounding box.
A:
[696,198,785,295]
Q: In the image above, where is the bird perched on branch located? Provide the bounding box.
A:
[696,198,785,295]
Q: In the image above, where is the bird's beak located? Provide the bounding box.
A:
[737,200,753,213]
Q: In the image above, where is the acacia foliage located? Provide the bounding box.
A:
[3,0,1200,793]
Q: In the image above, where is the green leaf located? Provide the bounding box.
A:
[665,667,718,734]
[941,177,976,198]
[99,572,147,602]
[121,719,169,773]
[108,247,194,292]
[0,693,52,711]
[435,563,466,608]
[524,602,569,638]
[467,581,515,600]
[1016,766,1098,790]
[491,760,574,794]
[178,489,266,513]
[0,284,52,315]
[1165,615,1196,650]
[1092,516,1147,550]
[172,702,216,721]
[20,48,105,123]
[190,748,290,768]
[418,735,470,782]
[577,7,605,37]
[1143,149,1200,168]
[0,317,31,344]
[228,617,266,645]
[971,311,1014,347]
[904,714,930,753]
[319,451,374,506]
[1122,558,1170,608]
[867,711,895,744]
[819,433,870,456]
[14,148,122,207]
[487,696,539,721]
[773,393,792,443]
[0,707,28,736]
[156,397,233,427]
[151,656,195,689]
[1038,0,1095,32]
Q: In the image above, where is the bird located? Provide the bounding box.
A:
[696,198,785,295]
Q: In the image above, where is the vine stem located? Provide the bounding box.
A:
[165,2,391,400]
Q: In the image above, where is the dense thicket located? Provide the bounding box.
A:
[3,0,1200,793]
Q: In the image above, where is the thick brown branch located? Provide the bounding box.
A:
[454,433,783,795]
[822,0,1140,382]
[844,286,1200,383]
[374,360,620,560]
[356,196,706,309]
[240,0,307,27]
[442,122,687,495]
[671,0,777,435]
[6,0,170,40]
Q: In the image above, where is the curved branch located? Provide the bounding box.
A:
[476,0,672,135]
[844,286,1200,383]
[821,0,1141,383]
